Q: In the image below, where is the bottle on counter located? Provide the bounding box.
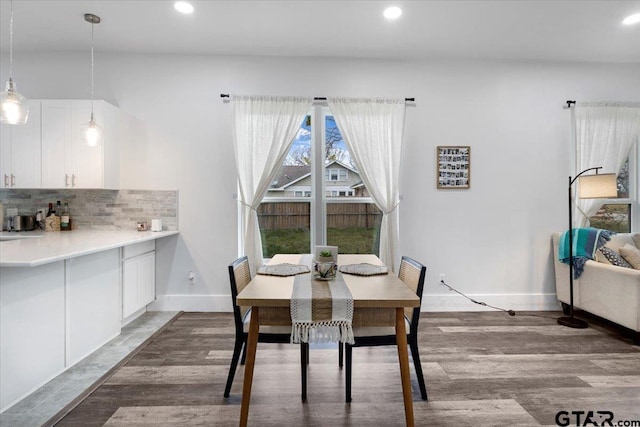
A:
[45,202,61,232]
[60,202,71,231]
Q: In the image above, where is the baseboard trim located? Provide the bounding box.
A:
[422,292,560,312]
[148,293,560,313]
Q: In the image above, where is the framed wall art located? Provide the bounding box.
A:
[437,146,470,189]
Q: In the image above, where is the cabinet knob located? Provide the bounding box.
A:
[72,174,76,187]
[65,174,69,187]
[10,174,15,187]
[3,174,8,187]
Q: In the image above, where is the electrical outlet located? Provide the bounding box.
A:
[188,271,196,284]
[439,274,445,283]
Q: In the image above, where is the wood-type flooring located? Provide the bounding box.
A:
[51,311,640,426]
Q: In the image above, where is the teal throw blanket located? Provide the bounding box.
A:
[559,227,613,279]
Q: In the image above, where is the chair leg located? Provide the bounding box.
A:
[338,341,343,368]
[301,343,308,402]
[345,343,353,403]
[409,340,428,401]
[224,338,245,397]
[307,341,310,365]
[240,341,247,365]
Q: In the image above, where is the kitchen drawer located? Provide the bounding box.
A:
[123,240,155,259]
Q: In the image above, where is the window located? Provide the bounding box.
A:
[258,109,381,258]
[327,189,354,197]
[588,149,636,233]
[326,169,348,181]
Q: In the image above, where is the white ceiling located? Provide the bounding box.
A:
[1,0,639,63]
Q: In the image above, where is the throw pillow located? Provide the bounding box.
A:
[603,233,635,252]
[632,233,640,249]
[598,247,632,269]
[619,244,640,270]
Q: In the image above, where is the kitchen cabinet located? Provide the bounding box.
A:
[41,99,121,189]
[0,100,42,188]
[122,240,156,320]
[0,231,176,412]
[0,250,120,412]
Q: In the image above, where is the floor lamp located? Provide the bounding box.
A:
[558,167,617,329]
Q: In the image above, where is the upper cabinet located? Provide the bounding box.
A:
[0,100,42,188]
[41,100,122,189]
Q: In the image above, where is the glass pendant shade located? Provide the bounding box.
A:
[2,1,28,125]
[0,78,29,124]
[84,13,101,146]
[82,114,103,147]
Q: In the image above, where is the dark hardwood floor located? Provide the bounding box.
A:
[53,311,640,426]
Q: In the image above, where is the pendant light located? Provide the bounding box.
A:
[0,0,29,125]
[82,13,102,146]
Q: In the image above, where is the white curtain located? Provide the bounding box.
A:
[574,102,640,227]
[328,98,406,271]
[232,95,312,273]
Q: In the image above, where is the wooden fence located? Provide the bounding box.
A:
[258,202,382,230]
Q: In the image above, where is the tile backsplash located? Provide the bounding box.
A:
[0,189,178,231]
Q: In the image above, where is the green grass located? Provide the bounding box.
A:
[589,204,631,233]
[261,227,379,258]
[327,227,379,254]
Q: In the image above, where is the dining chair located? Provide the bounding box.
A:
[344,255,428,402]
[224,256,309,400]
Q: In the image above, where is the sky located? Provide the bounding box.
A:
[287,115,349,164]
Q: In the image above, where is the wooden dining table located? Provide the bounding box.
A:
[235,254,420,427]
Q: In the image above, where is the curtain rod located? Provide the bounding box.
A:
[564,100,576,109]
[219,94,415,102]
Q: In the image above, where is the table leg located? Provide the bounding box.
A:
[396,307,414,427]
[239,306,259,427]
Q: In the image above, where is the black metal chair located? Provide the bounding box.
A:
[344,256,428,402]
[224,256,309,400]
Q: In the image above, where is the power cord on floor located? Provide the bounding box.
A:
[439,280,560,320]
[440,279,515,316]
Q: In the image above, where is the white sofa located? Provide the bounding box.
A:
[552,232,640,344]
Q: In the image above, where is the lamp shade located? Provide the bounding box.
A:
[578,173,617,199]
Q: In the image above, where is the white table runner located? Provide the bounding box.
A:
[290,256,354,344]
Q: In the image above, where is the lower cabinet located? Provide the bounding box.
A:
[0,242,159,412]
[0,240,161,412]
[122,241,156,320]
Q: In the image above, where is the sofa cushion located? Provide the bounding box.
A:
[595,233,637,264]
[619,244,640,270]
[633,233,640,249]
[598,247,632,269]
[603,233,636,252]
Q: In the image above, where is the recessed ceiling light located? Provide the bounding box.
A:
[383,6,402,20]
[174,1,194,14]
[622,13,640,25]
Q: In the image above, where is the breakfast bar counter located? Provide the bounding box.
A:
[0,229,179,412]
[0,229,178,267]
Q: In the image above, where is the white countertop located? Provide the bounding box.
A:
[0,229,179,267]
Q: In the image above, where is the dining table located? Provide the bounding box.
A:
[235,253,421,427]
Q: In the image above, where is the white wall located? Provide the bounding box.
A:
[2,52,639,312]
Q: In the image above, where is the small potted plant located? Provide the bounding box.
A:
[318,250,333,263]
[314,249,336,280]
